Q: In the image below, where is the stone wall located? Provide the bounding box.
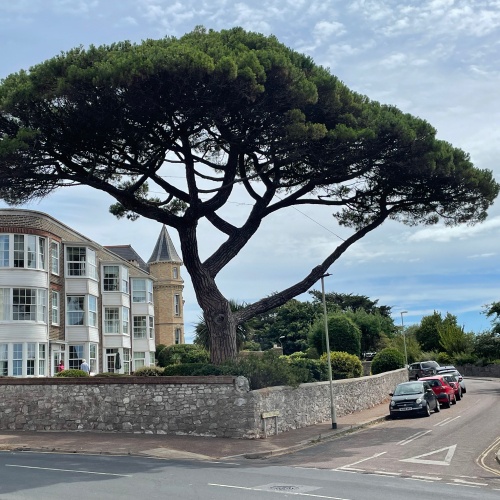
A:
[0,370,408,438]
[456,364,500,378]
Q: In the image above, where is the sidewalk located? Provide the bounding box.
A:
[0,402,391,460]
[1,403,499,466]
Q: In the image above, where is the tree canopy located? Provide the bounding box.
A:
[0,27,498,363]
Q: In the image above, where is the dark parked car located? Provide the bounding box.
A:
[389,380,440,418]
[419,375,457,408]
[408,361,440,380]
[436,366,466,394]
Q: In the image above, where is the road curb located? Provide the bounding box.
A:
[243,415,389,459]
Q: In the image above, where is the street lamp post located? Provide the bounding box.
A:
[400,311,408,367]
[321,273,337,429]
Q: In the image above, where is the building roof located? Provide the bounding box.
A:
[147,225,182,264]
[104,245,149,272]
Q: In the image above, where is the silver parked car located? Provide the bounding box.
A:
[436,366,466,394]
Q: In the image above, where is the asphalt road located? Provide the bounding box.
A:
[0,378,498,499]
[0,449,499,499]
[260,377,500,491]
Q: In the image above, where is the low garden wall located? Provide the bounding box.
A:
[0,369,408,439]
[456,364,500,378]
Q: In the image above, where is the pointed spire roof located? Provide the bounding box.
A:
[148,225,182,264]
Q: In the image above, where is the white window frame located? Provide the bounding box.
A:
[104,307,120,334]
[0,235,9,267]
[50,241,59,274]
[133,351,146,371]
[103,265,119,291]
[122,306,129,334]
[149,316,154,340]
[175,328,181,345]
[133,316,147,339]
[66,247,98,280]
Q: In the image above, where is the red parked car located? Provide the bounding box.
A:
[441,373,462,401]
[419,375,457,408]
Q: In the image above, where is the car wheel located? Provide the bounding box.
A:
[451,394,457,405]
[456,391,461,401]
[443,396,451,409]
[434,402,440,413]
[422,403,431,417]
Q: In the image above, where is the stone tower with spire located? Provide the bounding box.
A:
[147,225,185,347]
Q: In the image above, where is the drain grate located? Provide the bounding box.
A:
[256,483,321,494]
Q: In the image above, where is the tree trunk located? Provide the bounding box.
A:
[203,298,238,365]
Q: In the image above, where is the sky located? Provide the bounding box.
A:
[1,0,500,341]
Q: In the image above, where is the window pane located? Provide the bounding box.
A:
[13,289,36,321]
[51,291,59,325]
[69,345,84,370]
[0,288,10,320]
[50,241,59,274]
[38,237,46,270]
[132,279,146,302]
[13,235,24,268]
[67,296,84,325]
[103,266,119,291]
[13,343,22,376]
[133,316,147,339]
[0,343,8,376]
[88,295,97,327]
[104,308,120,333]
[67,247,86,276]
[122,306,129,334]
[0,235,9,267]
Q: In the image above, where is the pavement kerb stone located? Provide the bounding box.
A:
[243,415,389,460]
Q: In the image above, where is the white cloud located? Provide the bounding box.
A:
[409,217,500,243]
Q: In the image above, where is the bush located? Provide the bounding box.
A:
[436,351,453,365]
[133,366,164,376]
[287,357,327,382]
[321,351,363,379]
[55,369,89,377]
[309,314,361,357]
[155,343,167,359]
[163,363,229,376]
[371,348,405,375]
[452,352,477,365]
[222,351,308,389]
[93,372,129,377]
[157,344,209,367]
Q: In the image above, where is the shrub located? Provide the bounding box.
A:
[371,348,405,375]
[222,351,308,389]
[309,314,361,357]
[163,363,229,376]
[452,352,477,365]
[157,344,209,367]
[436,351,452,365]
[321,351,363,379]
[155,343,167,359]
[287,357,327,382]
[55,369,89,377]
[133,366,164,376]
[93,372,129,377]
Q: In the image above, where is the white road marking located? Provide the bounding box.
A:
[434,416,461,426]
[6,464,131,476]
[397,430,432,445]
[412,475,442,481]
[452,478,488,486]
[337,452,386,470]
[401,444,456,466]
[208,483,352,499]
